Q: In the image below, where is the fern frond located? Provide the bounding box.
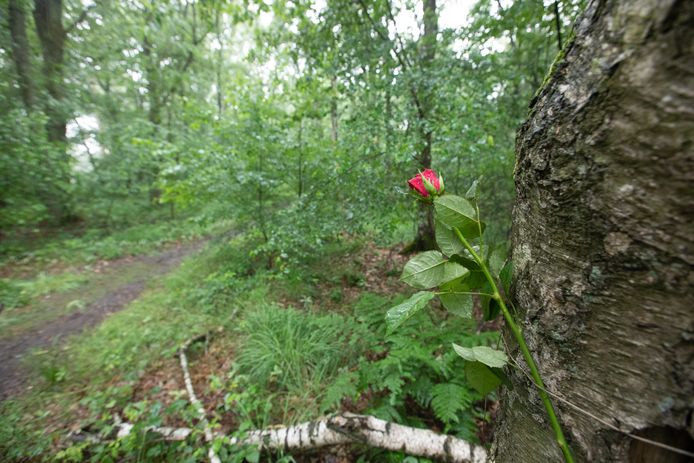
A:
[430,383,472,424]
[319,371,358,414]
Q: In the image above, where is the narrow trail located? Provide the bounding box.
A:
[0,241,204,401]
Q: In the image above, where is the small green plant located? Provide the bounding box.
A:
[390,171,574,462]
[329,288,343,302]
[235,305,357,394]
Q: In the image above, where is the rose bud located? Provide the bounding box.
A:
[408,169,443,198]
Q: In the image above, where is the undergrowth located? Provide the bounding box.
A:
[0,230,500,462]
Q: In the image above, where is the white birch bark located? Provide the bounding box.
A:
[110,413,487,463]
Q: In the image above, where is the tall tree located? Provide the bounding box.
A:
[409,0,438,251]
[498,0,694,461]
[8,0,34,110]
[33,0,66,144]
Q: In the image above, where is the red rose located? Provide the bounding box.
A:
[408,169,443,198]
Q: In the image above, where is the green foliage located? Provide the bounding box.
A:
[400,252,468,290]
[434,196,484,239]
[347,292,497,433]
[464,362,504,396]
[1,217,225,266]
[430,383,472,424]
[385,291,435,332]
[396,180,576,461]
[235,305,358,393]
[0,0,587,459]
[435,220,465,257]
[393,181,513,403]
[452,344,508,368]
[0,272,87,310]
[438,288,474,319]
[319,370,358,414]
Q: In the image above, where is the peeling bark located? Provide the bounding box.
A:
[497,0,694,462]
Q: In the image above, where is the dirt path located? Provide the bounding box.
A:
[0,241,204,401]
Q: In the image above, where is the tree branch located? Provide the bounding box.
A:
[355,0,411,70]
[178,330,222,463]
[65,2,99,35]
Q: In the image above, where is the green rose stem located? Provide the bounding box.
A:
[453,226,575,463]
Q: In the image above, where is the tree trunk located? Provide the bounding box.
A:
[33,0,66,143]
[215,7,224,118]
[33,0,76,223]
[330,74,339,143]
[8,0,35,110]
[497,1,694,462]
[409,0,438,252]
[142,35,162,127]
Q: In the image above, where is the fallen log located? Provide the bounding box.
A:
[112,413,488,463]
[73,317,487,462]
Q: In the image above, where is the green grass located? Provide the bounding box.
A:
[0,237,229,461]
[0,260,174,339]
[1,272,87,310]
[0,217,232,276]
[235,304,360,393]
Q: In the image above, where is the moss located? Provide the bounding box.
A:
[528,27,577,115]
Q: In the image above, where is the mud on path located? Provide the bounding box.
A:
[0,241,204,401]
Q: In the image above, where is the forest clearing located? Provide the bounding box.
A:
[1,0,692,462]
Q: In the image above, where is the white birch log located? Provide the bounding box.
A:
[111,413,487,463]
[115,422,193,441]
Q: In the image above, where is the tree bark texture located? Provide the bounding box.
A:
[498,1,694,462]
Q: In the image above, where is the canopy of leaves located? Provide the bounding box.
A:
[0,0,584,262]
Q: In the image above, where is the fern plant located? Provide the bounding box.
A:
[320,292,495,435]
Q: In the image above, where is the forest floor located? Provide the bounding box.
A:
[0,240,205,400]
[1,225,497,462]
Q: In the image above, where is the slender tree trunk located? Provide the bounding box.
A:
[142,36,162,127]
[409,0,438,252]
[215,8,224,118]
[497,1,694,461]
[330,75,339,143]
[8,0,35,110]
[297,118,303,198]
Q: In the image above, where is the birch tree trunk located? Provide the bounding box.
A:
[496,0,694,461]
